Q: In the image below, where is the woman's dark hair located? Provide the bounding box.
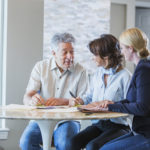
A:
[89,34,123,69]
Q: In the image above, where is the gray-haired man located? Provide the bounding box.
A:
[20,33,88,150]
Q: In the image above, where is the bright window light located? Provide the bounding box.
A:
[0,0,7,128]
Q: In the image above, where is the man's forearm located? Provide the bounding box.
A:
[23,90,37,105]
[23,95,32,105]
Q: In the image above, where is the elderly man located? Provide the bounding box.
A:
[20,33,88,150]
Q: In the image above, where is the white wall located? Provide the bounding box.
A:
[0,0,43,149]
[44,0,110,72]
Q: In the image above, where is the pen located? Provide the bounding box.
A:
[69,91,81,106]
[69,91,76,98]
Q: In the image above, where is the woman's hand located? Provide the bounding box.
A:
[79,102,101,110]
[80,102,98,109]
[97,100,114,108]
[69,97,84,106]
[78,101,113,111]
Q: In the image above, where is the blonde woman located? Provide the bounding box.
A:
[100,28,150,150]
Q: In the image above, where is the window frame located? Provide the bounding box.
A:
[0,0,8,129]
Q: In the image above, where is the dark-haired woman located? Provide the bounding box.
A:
[67,34,132,150]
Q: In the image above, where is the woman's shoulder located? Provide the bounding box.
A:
[136,59,150,74]
[138,59,150,67]
[115,69,132,86]
[117,68,132,78]
[134,59,150,85]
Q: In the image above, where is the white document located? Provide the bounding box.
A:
[37,106,78,112]
[4,104,78,112]
[4,104,36,110]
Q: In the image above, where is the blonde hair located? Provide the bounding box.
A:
[119,28,149,58]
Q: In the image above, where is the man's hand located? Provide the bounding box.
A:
[23,90,45,106]
[69,97,84,106]
[30,93,45,106]
[45,98,68,106]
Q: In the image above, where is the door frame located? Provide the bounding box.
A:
[111,0,135,29]
[111,0,150,30]
[136,1,150,8]
[110,0,150,73]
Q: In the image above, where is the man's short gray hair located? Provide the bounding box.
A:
[51,33,75,51]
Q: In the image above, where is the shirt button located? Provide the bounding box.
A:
[57,88,59,90]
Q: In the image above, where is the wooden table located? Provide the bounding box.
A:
[0,105,128,150]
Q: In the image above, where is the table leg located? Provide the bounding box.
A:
[36,120,58,150]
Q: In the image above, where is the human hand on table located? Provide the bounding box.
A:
[78,100,114,111]
[45,98,68,106]
[96,100,114,108]
[79,102,100,110]
[69,97,84,106]
[30,93,45,106]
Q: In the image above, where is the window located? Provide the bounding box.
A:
[0,0,7,129]
[0,0,3,106]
